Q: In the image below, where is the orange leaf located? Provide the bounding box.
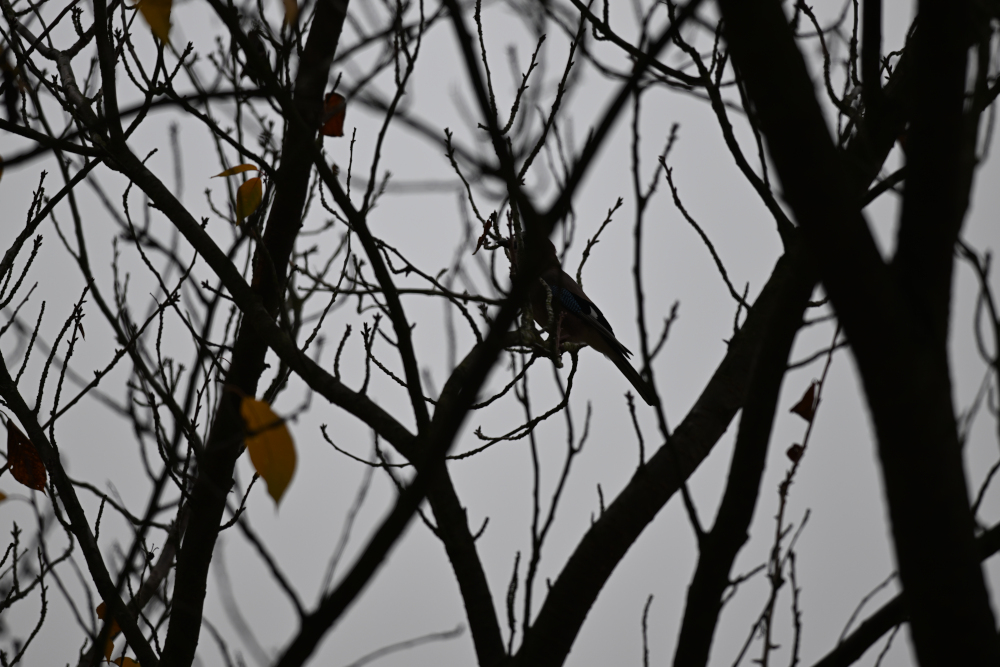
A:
[113,658,140,667]
[95,602,122,636]
[96,602,122,660]
[240,397,296,504]
[235,177,263,222]
[320,92,346,137]
[283,0,298,24]
[135,0,171,44]
[7,422,46,492]
[212,164,259,178]
[790,382,817,422]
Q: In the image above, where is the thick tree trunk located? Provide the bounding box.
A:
[716,0,1000,663]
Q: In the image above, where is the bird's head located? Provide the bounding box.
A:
[504,234,561,277]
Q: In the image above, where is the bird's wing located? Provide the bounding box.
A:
[538,269,657,406]
[543,271,633,359]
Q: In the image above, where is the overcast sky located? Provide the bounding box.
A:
[3,1,1000,666]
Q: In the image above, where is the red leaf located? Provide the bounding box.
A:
[790,382,817,422]
[7,421,46,492]
[320,92,346,137]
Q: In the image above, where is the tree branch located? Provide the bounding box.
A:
[159,1,349,664]
[717,0,1000,661]
[672,239,815,667]
[812,521,1000,667]
[512,243,811,667]
[0,354,160,667]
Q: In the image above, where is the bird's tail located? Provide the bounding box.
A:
[606,347,659,407]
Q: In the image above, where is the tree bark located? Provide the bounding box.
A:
[716,0,1000,663]
[160,3,348,664]
[672,239,815,667]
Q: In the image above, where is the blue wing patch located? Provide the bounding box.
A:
[548,284,615,335]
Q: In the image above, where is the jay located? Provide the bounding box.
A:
[519,237,658,406]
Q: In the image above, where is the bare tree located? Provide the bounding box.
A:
[1,0,999,666]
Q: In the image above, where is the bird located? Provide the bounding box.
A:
[240,26,271,86]
[518,236,658,406]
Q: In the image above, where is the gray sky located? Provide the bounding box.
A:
[2,1,999,666]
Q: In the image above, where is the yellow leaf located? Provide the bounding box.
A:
[113,658,140,667]
[235,177,263,223]
[283,0,298,24]
[212,164,259,178]
[135,0,171,44]
[240,397,296,504]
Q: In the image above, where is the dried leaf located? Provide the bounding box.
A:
[0,490,6,502]
[786,443,804,463]
[212,164,259,178]
[241,397,296,504]
[135,0,171,44]
[472,217,492,255]
[7,421,46,492]
[790,382,817,422]
[96,602,122,660]
[283,0,298,24]
[95,602,122,635]
[320,92,346,137]
[113,658,140,667]
[235,177,263,222]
